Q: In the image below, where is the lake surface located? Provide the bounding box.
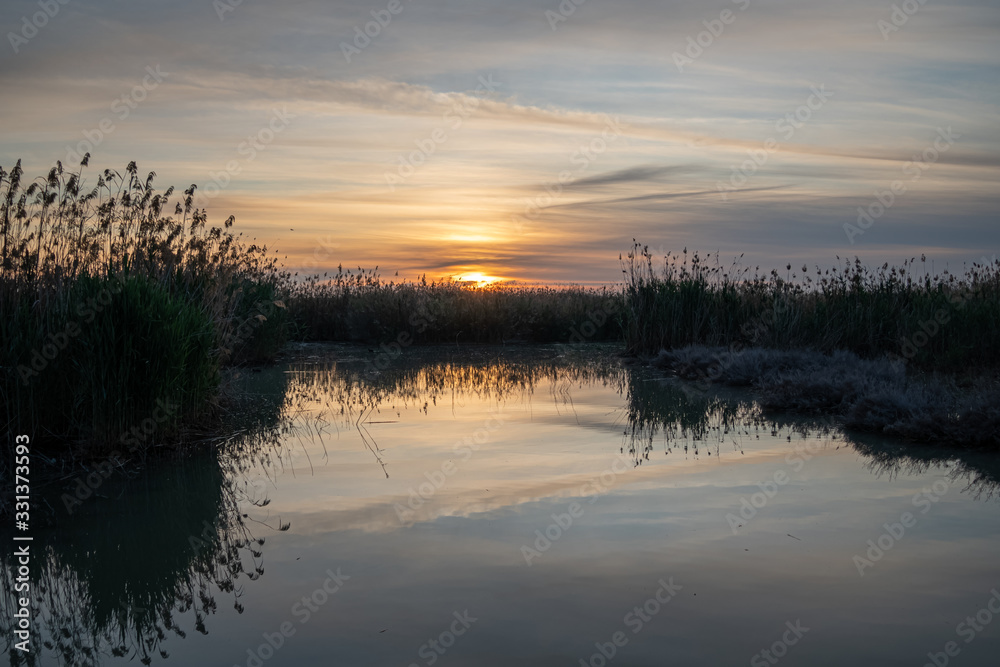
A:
[4,344,1000,666]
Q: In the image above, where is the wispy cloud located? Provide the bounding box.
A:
[1,0,998,282]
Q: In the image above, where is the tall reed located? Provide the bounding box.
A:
[288,268,621,345]
[622,241,1000,369]
[1,156,289,452]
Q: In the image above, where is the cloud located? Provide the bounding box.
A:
[562,164,695,189]
[2,0,998,282]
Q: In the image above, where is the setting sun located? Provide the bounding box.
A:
[454,271,503,288]
[4,1,999,665]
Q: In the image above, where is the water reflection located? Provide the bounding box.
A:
[3,343,998,666]
[850,431,1000,501]
[1,456,268,666]
[0,370,293,666]
[622,369,1000,500]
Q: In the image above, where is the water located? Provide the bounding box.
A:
[4,344,1000,666]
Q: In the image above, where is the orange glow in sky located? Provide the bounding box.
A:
[3,0,997,285]
[453,272,504,288]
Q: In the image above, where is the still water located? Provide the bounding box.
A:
[4,344,1000,666]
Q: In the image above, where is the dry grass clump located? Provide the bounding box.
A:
[653,345,999,448]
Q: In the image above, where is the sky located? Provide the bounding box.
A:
[1,0,998,285]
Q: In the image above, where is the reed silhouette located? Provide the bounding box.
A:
[1,156,289,452]
[621,241,1000,369]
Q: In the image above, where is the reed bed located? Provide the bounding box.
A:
[622,242,1000,369]
[1,157,289,453]
[288,270,621,345]
[3,155,997,463]
[0,157,619,461]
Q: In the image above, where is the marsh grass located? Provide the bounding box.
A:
[653,345,1000,448]
[1,157,289,454]
[288,269,621,344]
[3,155,998,480]
[622,242,1000,369]
[627,241,1000,447]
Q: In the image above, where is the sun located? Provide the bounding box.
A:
[454,272,503,288]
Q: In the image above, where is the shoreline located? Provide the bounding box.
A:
[649,344,1000,449]
[2,340,997,522]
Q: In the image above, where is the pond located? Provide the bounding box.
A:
[4,343,1000,666]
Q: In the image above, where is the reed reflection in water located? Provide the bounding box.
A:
[3,343,998,666]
